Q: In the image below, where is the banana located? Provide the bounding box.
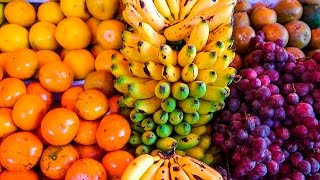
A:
[156,137,178,152]
[154,0,174,21]
[134,96,162,114]
[184,145,205,160]
[204,40,226,56]
[136,22,166,48]
[168,108,184,125]
[174,133,200,150]
[197,99,218,115]
[224,48,236,63]
[143,61,164,80]
[135,144,153,155]
[193,50,217,69]
[166,0,180,20]
[187,19,209,52]
[224,38,234,50]
[150,149,162,156]
[155,80,171,99]
[208,22,233,44]
[206,1,236,31]
[0,3,4,26]
[155,159,170,180]
[169,158,190,180]
[114,75,148,94]
[137,0,167,32]
[177,97,200,113]
[131,121,145,133]
[129,131,143,146]
[188,0,218,17]
[211,67,236,86]
[179,0,199,20]
[130,109,148,122]
[191,125,213,136]
[141,117,156,131]
[196,69,217,84]
[111,59,134,77]
[161,97,177,113]
[181,63,198,82]
[202,83,229,101]
[162,64,181,82]
[140,159,165,180]
[156,123,173,138]
[174,122,192,136]
[123,0,138,7]
[120,45,144,63]
[129,61,150,78]
[153,109,169,124]
[175,150,186,157]
[171,81,189,100]
[187,81,206,99]
[158,44,178,66]
[121,154,157,180]
[201,153,220,166]
[128,79,159,99]
[191,112,214,127]
[183,112,200,125]
[120,94,137,108]
[197,134,212,150]
[208,54,231,72]
[122,4,143,29]
[120,107,133,119]
[137,41,162,63]
[177,44,197,67]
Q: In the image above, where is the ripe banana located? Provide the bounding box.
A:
[177,97,200,113]
[122,31,142,47]
[143,61,164,80]
[224,48,236,63]
[154,0,174,21]
[158,44,178,65]
[208,22,233,44]
[179,0,199,20]
[193,50,217,69]
[174,133,200,150]
[197,98,217,114]
[129,61,150,78]
[114,75,148,94]
[155,79,171,99]
[166,0,180,20]
[122,4,143,29]
[169,158,190,180]
[171,81,189,100]
[201,85,229,101]
[181,63,198,82]
[156,137,178,152]
[155,159,170,180]
[187,19,209,52]
[120,94,137,108]
[136,22,166,48]
[121,154,157,180]
[184,145,206,160]
[137,40,162,63]
[204,40,226,56]
[140,158,165,180]
[111,59,134,77]
[211,67,236,86]
[196,69,217,84]
[162,64,181,82]
[208,54,231,72]
[134,96,162,114]
[128,79,159,99]
[224,38,234,50]
[191,112,214,127]
[177,44,197,67]
[183,112,200,125]
[188,0,218,17]
[206,1,236,31]
[120,45,143,62]
[153,109,169,124]
[191,125,213,136]
[130,109,148,122]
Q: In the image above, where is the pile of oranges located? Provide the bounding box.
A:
[0,0,134,179]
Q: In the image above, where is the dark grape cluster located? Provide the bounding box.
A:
[212,32,320,179]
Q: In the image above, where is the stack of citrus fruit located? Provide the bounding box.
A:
[0,0,133,179]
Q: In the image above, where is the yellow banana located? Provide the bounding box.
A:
[134,96,162,114]
[143,61,164,80]
[191,125,212,136]
[128,79,159,99]
[201,84,229,101]
[208,21,233,44]
[140,159,165,180]
[121,154,157,180]
[155,79,171,99]
[114,75,148,94]
[224,38,234,50]
[169,158,190,180]
[187,18,209,52]
[193,50,217,69]
[208,54,231,72]
[111,59,134,77]
[211,67,236,86]
[197,98,217,115]
[155,159,170,180]
[204,40,226,56]
[129,61,150,78]
[185,145,206,160]
[188,0,218,17]
[119,94,137,108]
[154,0,174,21]
[196,69,217,84]
[158,44,178,65]
[111,52,126,63]
[191,113,214,127]
[137,40,162,63]
[206,2,236,32]
[122,31,142,47]
[123,0,138,8]
[181,63,199,82]
[120,45,143,62]
[178,44,197,67]
[136,22,166,48]
[138,0,167,32]
[179,0,199,20]
[122,4,143,29]
[166,0,180,20]
[162,64,181,82]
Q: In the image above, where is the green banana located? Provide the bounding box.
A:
[141,117,156,131]
[114,75,148,94]
[134,96,162,114]
[141,131,158,146]
[153,109,169,125]
[177,97,200,113]
[185,145,206,160]
[197,99,217,115]
[174,122,192,136]
[171,81,189,100]
[119,107,132,119]
[128,79,159,99]
[174,133,200,150]
[183,112,200,125]
[155,80,171,99]
[187,81,206,99]
[191,125,212,136]
[130,109,148,122]
[156,137,178,153]
[168,108,184,125]
[175,150,186,157]
[191,113,214,127]
[201,153,218,166]
[181,63,198,82]
[197,135,212,151]
[161,97,177,113]
[129,131,143,147]
[0,3,4,25]
[156,123,173,138]
[131,122,145,133]
[135,144,152,156]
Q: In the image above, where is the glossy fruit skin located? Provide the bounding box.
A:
[65,158,107,180]
[26,82,54,111]
[96,114,131,151]
[0,24,29,52]
[0,131,43,171]
[4,0,36,27]
[274,0,303,24]
[34,50,62,79]
[0,77,26,108]
[61,86,84,112]
[102,150,134,177]
[37,1,65,25]
[74,143,105,161]
[0,108,18,138]
[40,144,79,179]
[40,108,80,146]
[0,169,39,180]
[29,21,59,51]
[96,19,125,50]
[83,70,116,97]
[73,119,99,145]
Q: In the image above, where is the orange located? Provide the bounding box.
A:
[95,49,122,72]
[0,24,29,52]
[91,44,105,58]
[96,114,131,151]
[26,82,54,110]
[59,49,71,59]
[0,53,11,73]
[29,21,59,51]
[4,0,36,27]
[0,131,43,171]
[55,17,91,50]
[63,49,95,80]
[5,48,38,80]
[107,95,121,114]
[60,0,90,20]
[75,89,109,120]
[0,77,26,108]
[39,61,74,93]
[73,119,100,145]
[65,158,107,180]
[0,169,38,180]
[86,17,101,45]
[74,143,105,161]
[86,0,119,20]
[41,108,80,146]
[12,94,47,131]
[37,1,65,25]
[102,150,134,178]
[40,144,79,180]
[34,50,62,79]
[96,19,125,50]
[0,67,3,81]
[83,70,116,97]
[61,86,84,112]
[0,108,18,138]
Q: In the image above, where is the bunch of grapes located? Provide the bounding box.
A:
[212,32,320,179]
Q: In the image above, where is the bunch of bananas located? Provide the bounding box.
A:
[112,0,237,162]
[121,151,223,180]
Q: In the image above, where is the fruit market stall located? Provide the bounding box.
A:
[0,0,319,179]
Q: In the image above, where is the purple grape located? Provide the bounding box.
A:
[283,62,296,73]
[240,145,251,155]
[241,157,256,172]
[256,31,266,40]
[312,89,320,99]
[263,119,274,128]
[276,51,288,62]
[231,150,242,163]
[301,72,311,82]
[271,150,285,164]
[296,103,314,118]
[215,124,228,133]
[266,160,279,174]
[292,64,306,76]
[249,78,262,89]
[227,98,240,112]
[279,163,292,177]
[264,69,279,82]
[267,84,280,95]
[310,71,320,83]
[286,93,299,105]
[309,129,320,141]
[291,171,306,180]
[256,86,271,100]
[304,59,317,72]
[252,50,263,63]
[275,127,290,140]
[252,125,271,138]
[285,141,298,152]
[285,105,296,119]
[310,173,320,180]
[302,139,314,150]
[252,163,267,177]
[235,129,248,142]
[225,139,236,149]
[298,160,311,175]
[301,95,313,105]
[291,152,304,167]
[263,42,276,53]
[252,100,262,111]
[244,90,256,101]
[293,83,309,96]
[283,119,293,127]
[303,116,318,128]
[273,120,281,128]
[255,41,265,50]
[275,39,285,47]
[212,133,225,145]
[238,103,249,114]
[269,144,281,152]
[228,85,239,98]
[240,68,257,79]
[274,107,286,120]
[251,36,264,46]
[264,137,271,146]
[283,150,290,159]
[313,100,320,115]
[245,117,255,132]
[267,94,284,108]
[253,66,265,76]
[249,116,261,126]
[281,84,294,95]
[293,125,308,138]
[232,165,247,178]
[287,53,296,63]
[237,79,250,92]
[281,73,296,83]
[263,62,275,70]
[264,52,275,62]
[268,132,276,141]
[247,135,255,144]
[252,150,266,162]
[259,105,274,120]
[253,137,268,151]
[230,113,242,122]
[229,120,243,131]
